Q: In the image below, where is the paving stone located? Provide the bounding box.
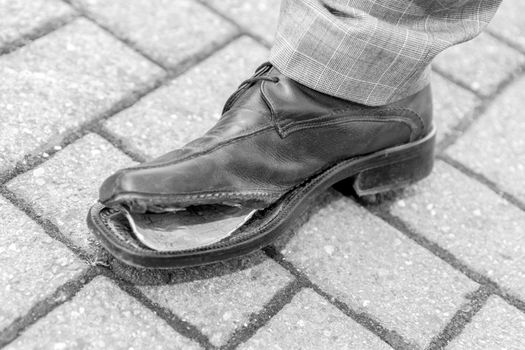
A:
[447,296,525,350]
[488,0,525,52]
[240,288,391,350]
[0,0,75,49]
[105,36,268,159]
[431,73,481,144]
[0,18,164,174]
[0,197,86,330]
[6,276,200,350]
[447,76,525,203]
[433,33,525,96]
[137,252,292,346]
[73,0,237,69]
[278,191,478,348]
[7,134,134,253]
[391,161,525,300]
[203,0,281,44]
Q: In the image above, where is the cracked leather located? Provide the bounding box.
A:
[99,65,433,210]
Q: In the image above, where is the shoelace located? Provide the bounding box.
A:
[238,63,279,87]
[222,62,279,114]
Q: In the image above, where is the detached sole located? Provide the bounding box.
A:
[122,205,256,252]
[87,128,435,268]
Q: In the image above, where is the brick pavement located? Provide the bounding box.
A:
[1,1,524,349]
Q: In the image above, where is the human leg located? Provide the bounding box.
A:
[271,0,502,105]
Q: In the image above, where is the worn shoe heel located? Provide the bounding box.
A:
[353,129,435,196]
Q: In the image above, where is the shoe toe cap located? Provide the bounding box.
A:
[99,169,150,203]
[98,170,126,204]
[98,165,194,205]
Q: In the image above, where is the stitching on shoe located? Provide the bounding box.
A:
[276,107,421,139]
[403,107,426,138]
[261,80,285,138]
[118,126,274,171]
[281,117,414,138]
[385,107,424,140]
[118,189,284,199]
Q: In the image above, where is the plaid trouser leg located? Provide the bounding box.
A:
[270,0,502,106]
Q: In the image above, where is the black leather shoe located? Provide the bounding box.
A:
[88,62,435,268]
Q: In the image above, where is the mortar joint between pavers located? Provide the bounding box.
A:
[103,270,215,349]
[65,0,248,78]
[0,186,96,265]
[194,0,272,49]
[90,126,147,163]
[0,267,99,348]
[61,0,170,72]
[426,285,493,350]
[436,63,525,154]
[262,246,416,350]
[0,11,79,56]
[164,31,245,78]
[367,205,492,286]
[0,126,93,186]
[438,154,525,213]
[366,205,525,318]
[432,67,484,99]
[493,288,525,314]
[219,279,304,350]
[0,67,167,187]
[485,29,525,57]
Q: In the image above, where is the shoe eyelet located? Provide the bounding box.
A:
[272,77,280,83]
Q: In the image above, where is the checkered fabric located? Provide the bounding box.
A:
[270,0,502,106]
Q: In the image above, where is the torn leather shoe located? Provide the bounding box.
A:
[88,62,436,268]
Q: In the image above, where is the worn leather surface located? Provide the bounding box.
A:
[99,64,433,210]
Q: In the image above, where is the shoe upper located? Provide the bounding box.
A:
[99,63,433,212]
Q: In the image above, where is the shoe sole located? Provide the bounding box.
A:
[87,127,435,268]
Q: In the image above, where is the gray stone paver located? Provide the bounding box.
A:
[7,134,134,253]
[431,73,481,144]
[278,191,478,349]
[0,0,75,49]
[5,276,201,350]
[203,0,281,44]
[447,75,525,203]
[105,36,268,159]
[2,0,525,349]
[137,253,293,346]
[433,33,525,96]
[391,161,525,300]
[239,288,392,350]
[488,0,525,52]
[0,18,164,174]
[73,0,238,69]
[0,197,86,330]
[447,296,525,350]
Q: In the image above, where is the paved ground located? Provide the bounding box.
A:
[1,0,525,349]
